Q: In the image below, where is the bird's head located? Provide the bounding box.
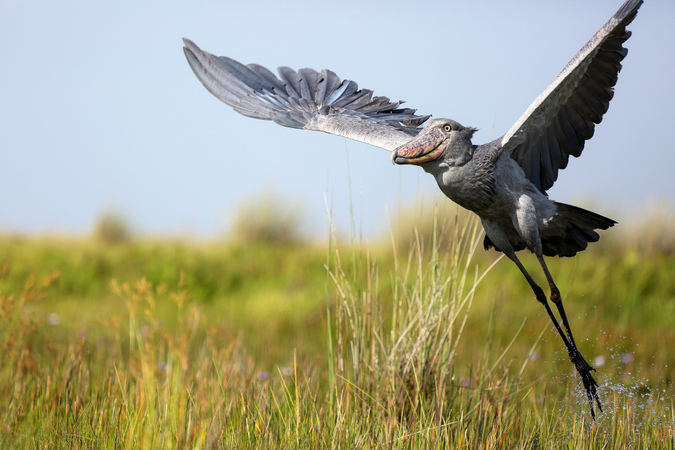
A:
[392,119,477,168]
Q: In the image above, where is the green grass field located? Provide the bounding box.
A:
[1,209,674,448]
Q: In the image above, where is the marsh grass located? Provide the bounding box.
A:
[327,210,490,419]
[0,207,674,447]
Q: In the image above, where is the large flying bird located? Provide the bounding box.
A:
[183,0,643,419]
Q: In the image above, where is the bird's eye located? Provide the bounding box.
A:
[443,124,452,132]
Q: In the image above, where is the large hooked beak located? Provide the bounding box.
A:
[392,127,446,165]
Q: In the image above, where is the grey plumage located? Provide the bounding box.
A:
[483,202,615,257]
[183,0,643,420]
[183,38,429,150]
[500,0,641,192]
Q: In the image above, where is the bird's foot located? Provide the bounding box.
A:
[570,350,602,420]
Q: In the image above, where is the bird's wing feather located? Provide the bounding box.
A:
[183,39,430,152]
[500,0,642,193]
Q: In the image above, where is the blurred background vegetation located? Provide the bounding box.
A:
[2,194,674,380]
[1,194,673,446]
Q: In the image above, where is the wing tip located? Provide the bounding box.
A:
[182,37,198,53]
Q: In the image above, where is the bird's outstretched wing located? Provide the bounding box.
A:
[500,0,642,193]
[183,39,430,152]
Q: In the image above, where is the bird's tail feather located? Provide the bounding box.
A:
[541,202,617,257]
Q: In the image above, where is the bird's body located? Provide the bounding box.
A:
[410,121,616,258]
[183,0,643,419]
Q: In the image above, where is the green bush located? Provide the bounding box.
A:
[230,191,305,245]
[92,211,133,244]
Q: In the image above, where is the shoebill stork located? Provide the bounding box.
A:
[183,0,643,419]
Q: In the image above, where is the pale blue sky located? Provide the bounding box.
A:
[1,1,673,239]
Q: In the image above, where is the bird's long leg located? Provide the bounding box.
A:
[482,218,600,418]
[535,255,586,361]
[503,250,600,419]
[503,252,573,352]
[535,254,602,416]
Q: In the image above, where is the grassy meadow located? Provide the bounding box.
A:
[1,203,674,448]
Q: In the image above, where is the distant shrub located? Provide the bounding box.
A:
[614,207,675,255]
[93,211,132,244]
[230,192,305,245]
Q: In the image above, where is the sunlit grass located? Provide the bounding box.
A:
[0,205,674,447]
